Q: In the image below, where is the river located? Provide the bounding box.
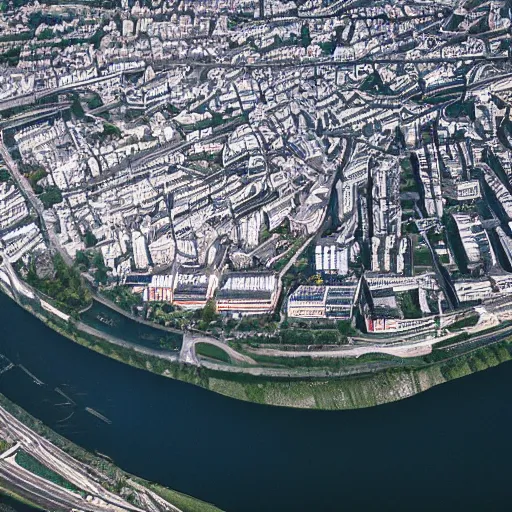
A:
[0,291,512,511]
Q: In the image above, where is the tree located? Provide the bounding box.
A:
[26,254,91,314]
[75,250,90,270]
[301,24,311,48]
[337,320,356,336]
[201,299,218,324]
[92,252,109,285]
[102,123,122,139]
[84,230,98,248]
[40,186,62,208]
[0,168,10,182]
[71,97,85,119]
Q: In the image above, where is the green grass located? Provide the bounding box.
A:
[439,254,450,264]
[15,450,82,495]
[0,484,45,510]
[397,290,422,319]
[237,351,410,370]
[414,245,432,267]
[150,484,224,512]
[449,314,479,331]
[195,343,231,364]
[0,438,11,453]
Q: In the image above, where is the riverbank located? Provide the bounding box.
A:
[5,285,512,411]
[0,393,223,512]
[0,482,44,511]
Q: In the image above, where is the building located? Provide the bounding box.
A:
[142,274,173,302]
[287,286,328,318]
[315,235,350,275]
[216,272,278,315]
[451,213,496,270]
[287,284,357,319]
[172,268,217,309]
[445,180,481,201]
[366,316,435,333]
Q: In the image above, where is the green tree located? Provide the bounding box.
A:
[0,168,10,182]
[201,299,218,324]
[75,250,90,270]
[301,24,311,48]
[102,123,122,139]
[84,230,98,248]
[40,186,62,208]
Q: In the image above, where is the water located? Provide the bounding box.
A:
[0,493,40,512]
[80,299,182,352]
[0,291,512,511]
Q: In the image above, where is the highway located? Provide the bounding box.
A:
[1,54,506,115]
[0,460,93,511]
[442,322,512,353]
[0,405,144,511]
[0,404,183,511]
[0,71,126,112]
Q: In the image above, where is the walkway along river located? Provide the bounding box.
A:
[1,291,512,512]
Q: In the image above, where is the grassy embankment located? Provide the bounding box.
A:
[4,281,512,410]
[36,300,512,410]
[0,483,45,510]
[195,343,232,364]
[205,342,512,409]
[15,450,83,495]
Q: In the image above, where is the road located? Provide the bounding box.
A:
[244,338,435,359]
[442,322,512,353]
[0,460,95,512]
[414,204,458,310]
[0,71,127,112]
[0,140,73,266]
[180,334,256,365]
[0,405,146,512]
[153,54,510,71]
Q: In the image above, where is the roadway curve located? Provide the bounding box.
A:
[181,334,256,365]
[0,406,144,512]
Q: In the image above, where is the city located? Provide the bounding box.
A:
[1,0,512,509]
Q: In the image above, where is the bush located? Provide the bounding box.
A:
[75,250,90,270]
[28,168,48,193]
[398,290,422,319]
[102,122,122,139]
[26,254,91,314]
[337,320,356,336]
[101,286,142,312]
[40,186,62,208]
[84,230,98,248]
[71,97,84,119]
[0,168,10,182]
[87,95,103,110]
